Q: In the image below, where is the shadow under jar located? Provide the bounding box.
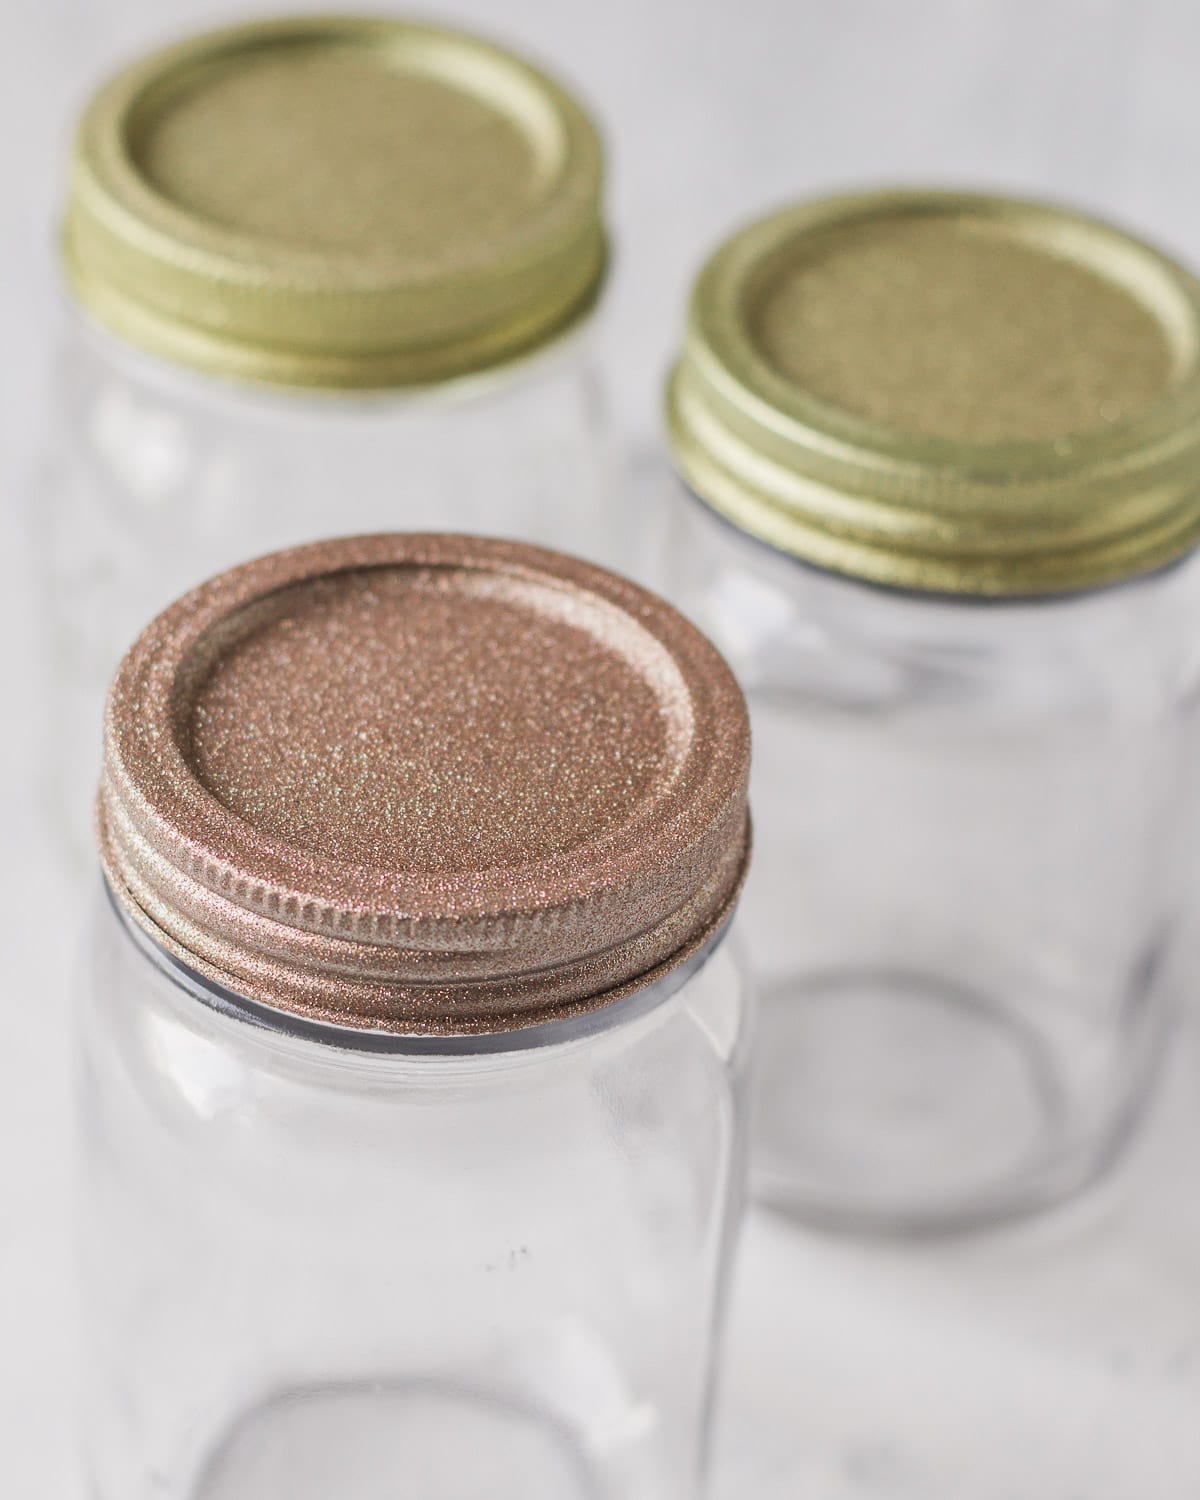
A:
[81,534,752,1500]
[42,14,612,860]
[659,189,1200,1235]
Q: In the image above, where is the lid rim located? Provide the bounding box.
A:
[671,462,1200,599]
[64,228,607,390]
[104,842,749,1041]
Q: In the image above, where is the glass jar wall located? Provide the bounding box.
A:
[660,189,1200,1233]
[82,886,750,1500]
[659,486,1200,1232]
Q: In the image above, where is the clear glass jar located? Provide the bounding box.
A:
[81,533,753,1500]
[40,15,613,860]
[659,189,1200,1233]
[43,317,609,858]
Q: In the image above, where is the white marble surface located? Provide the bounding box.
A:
[5,2,1200,1495]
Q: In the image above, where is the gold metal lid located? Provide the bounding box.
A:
[667,189,1200,596]
[98,534,750,1036]
[64,16,607,389]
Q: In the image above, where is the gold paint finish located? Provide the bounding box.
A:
[752,218,1175,443]
[668,189,1200,596]
[130,50,538,263]
[65,16,607,389]
[99,535,751,1035]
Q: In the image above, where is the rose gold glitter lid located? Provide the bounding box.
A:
[99,535,751,1035]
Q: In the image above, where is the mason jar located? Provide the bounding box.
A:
[41,14,613,860]
[80,533,752,1500]
[658,189,1200,1234]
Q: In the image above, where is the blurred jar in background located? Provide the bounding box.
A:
[658,189,1200,1234]
[42,14,612,859]
[82,534,752,1500]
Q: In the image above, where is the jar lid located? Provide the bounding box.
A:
[667,189,1200,596]
[98,535,750,1035]
[64,16,607,390]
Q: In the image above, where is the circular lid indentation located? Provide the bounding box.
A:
[99,536,750,1035]
[749,213,1179,444]
[130,41,547,266]
[185,566,692,874]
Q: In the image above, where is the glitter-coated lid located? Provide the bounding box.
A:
[64,16,606,389]
[98,535,750,1035]
[667,189,1200,595]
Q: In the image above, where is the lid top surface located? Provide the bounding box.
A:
[748,211,1180,444]
[126,29,561,272]
[185,564,687,876]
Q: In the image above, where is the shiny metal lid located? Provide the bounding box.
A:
[98,535,750,1036]
[667,189,1200,595]
[64,16,607,390]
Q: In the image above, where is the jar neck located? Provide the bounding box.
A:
[675,472,1200,616]
[64,292,598,426]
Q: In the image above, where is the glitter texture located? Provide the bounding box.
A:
[133,50,536,262]
[99,535,751,1034]
[751,216,1175,443]
[64,16,606,388]
[668,189,1200,596]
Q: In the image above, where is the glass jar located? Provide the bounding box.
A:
[41,15,613,860]
[658,189,1200,1234]
[80,534,753,1500]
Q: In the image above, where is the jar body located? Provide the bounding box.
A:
[80,887,751,1500]
[657,482,1200,1233]
[39,312,613,860]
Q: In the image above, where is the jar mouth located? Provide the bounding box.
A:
[667,187,1200,597]
[99,534,752,1036]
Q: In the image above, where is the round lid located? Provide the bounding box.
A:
[65,16,607,389]
[98,535,751,1036]
[667,189,1200,596]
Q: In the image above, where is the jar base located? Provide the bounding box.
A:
[191,1378,601,1500]
[750,967,1151,1236]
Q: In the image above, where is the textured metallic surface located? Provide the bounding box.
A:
[98,534,751,1033]
[64,16,607,389]
[752,218,1174,443]
[108,877,737,1056]
[667,189,1200,595]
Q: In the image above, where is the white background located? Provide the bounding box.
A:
[5,2,1200,1495]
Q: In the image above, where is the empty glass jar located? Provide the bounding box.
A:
[80,534,753,1500]
[659,189,1200,1233]
[41,15,612,857]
